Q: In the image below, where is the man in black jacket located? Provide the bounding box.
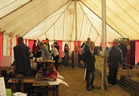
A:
[84,41,96,91]
[14,37,32,92]
[108,39,123,86]
[14,37,32,76]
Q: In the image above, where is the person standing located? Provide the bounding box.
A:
[51,44,59,71]
[14,37,32,76]
[119,40,128,69]
[39,42,50,60]
[14,37,32,93]
[82,38,91,54]
[81,38,91,67]
[108,39,123,86]
[54,41,60,52]
[32,40,37,56]
[64,43,69,66]
[84,41,96,91]
[77,44,82,67]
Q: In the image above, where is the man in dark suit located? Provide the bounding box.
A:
[14,37,32,76]
[14,37,32,92]
[84,41,96,91]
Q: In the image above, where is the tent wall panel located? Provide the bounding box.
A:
[0,32,2,56]
[49,41,54,51]
[28,39,34,52]
[126,41,130,67]
[135,40,139,64]
[7,36,11,56]
[70,41,74,54]
[2,33,10,56]
[11,36,17,63]
[57,40,63,57]
[24,39,27,45]
[74,41,81,52]
[62,41,71,56]
[10,36,12,56]
[42,40,45,43]
[16,36,18,45]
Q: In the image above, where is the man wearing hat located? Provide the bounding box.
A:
[107,39,123,86]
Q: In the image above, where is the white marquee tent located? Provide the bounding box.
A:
[0,0,139,62]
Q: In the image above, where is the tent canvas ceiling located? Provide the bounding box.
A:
[0,0,31,18]
[0,0,139,45]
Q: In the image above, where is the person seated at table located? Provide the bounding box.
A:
[38,42,51,60]
[51,44,59,71]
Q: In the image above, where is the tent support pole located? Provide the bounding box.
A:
[102,0,107,90]
[75,0,78,66]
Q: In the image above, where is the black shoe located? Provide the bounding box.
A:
[91,85,94,89]
[86,87,91,91]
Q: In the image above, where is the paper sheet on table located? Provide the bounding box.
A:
[0,77,7,96]
[48,80,59,85]
[57,72,64,79]
[57,78,69,87]
[48,78,69,87]
[13,92,27,96]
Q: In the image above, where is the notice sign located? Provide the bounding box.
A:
[0,77,6,96]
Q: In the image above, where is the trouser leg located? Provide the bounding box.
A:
[108,67,118,85]
[86,69,90,88]
[108,68,114,85]
[90,70,95,85]
[113,68,118,85]
[54,55,59,71]
[64,54,69,66]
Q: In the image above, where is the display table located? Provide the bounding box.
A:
[7,77,34,92]
[33,71,59,96]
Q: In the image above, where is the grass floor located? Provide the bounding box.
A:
[57,65,131,96]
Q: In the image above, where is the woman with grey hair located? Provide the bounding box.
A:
[38,42,50,60]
